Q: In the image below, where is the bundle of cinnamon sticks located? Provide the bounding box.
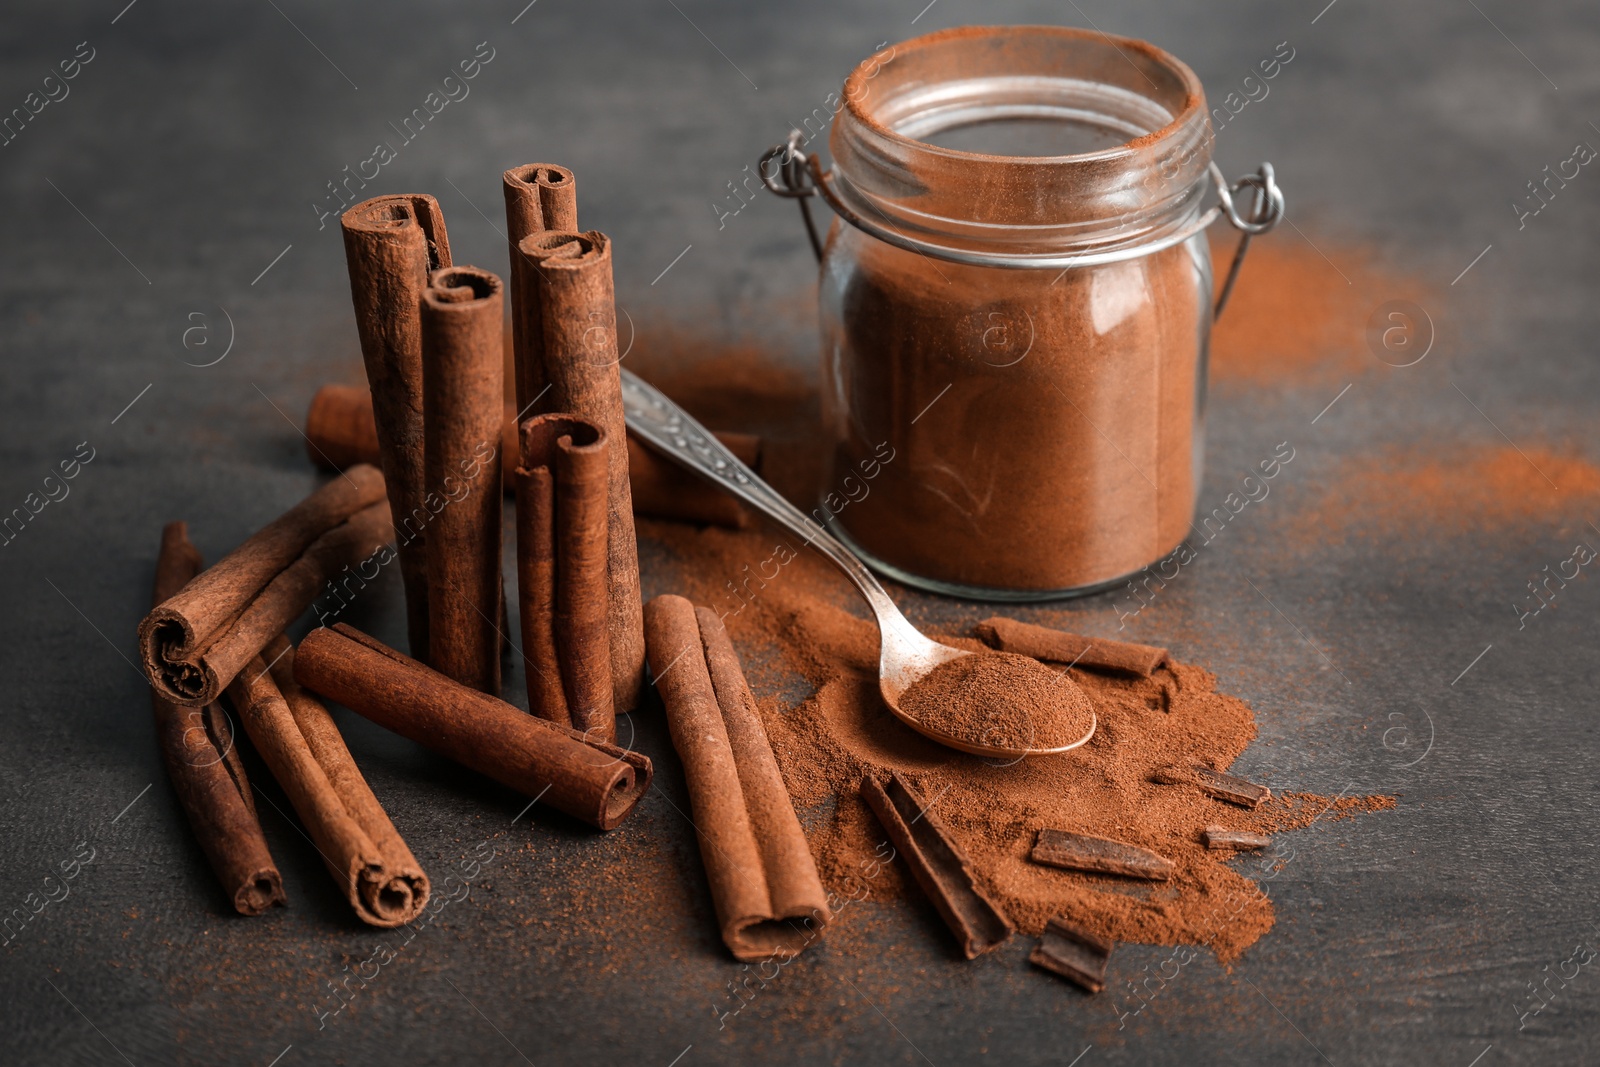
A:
[137,163,693,921]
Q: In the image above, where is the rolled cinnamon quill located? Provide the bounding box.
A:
[294,624,651,830]
[505,173,645,713]
[228,638,429,927]
[643,595,831,961]
[421,265,505,693]
[149,522,285,916]
[627,432,761,530]
[515,414,613,739]
[975,616,1173,677]
[138,467,392,707]
[342,193,452,661]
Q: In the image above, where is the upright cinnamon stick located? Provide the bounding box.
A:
[149,522,285,916]
[421,265,504,693]
[342,193,452,661]
[294,624,651,830]
[516,414,613,739]
[505,171,645,713]
[305,382,761,527]
[503,163,576,416]
[975,616,1173,677]
[228,638,429,927]
[643,595,830,961]
[139,468,391,706]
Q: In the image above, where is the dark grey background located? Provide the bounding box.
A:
[2,1,1596,1064]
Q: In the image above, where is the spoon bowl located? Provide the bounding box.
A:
[622,370,1096,759]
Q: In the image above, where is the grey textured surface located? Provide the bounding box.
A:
[2,1,1598,1064]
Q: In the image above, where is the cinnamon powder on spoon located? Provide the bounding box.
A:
[898,651,1095,751]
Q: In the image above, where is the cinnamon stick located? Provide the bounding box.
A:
[227,638,429,927]
[1030,829,1174,881]
[293,624,651,830]
[505,173,645,712]
[138,468,392,706]
[149,522,285,916]
[1029,916,1114,993]
[859,771,1012,959]
[421,265,505,693]
[627,432,761,529]
[975,616,1173,677]
[1202,825,1271,851]
[342,193,452,660]
[1151,763,1271,809]
[643,595,830,961]
[306,381,761,527]
[517,414,613,739]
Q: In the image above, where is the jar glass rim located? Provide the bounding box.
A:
[830,25,1214,254]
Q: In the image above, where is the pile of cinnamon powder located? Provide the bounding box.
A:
[647,519,1393,964]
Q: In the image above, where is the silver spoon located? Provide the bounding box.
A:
[620,369,1095,759]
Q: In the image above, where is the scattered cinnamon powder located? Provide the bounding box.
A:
[1208,233,1434,385]
[899,651,1095,751]
[646,519,1394,965]
[1289,441,1600,543]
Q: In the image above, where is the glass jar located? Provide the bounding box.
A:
[792,26,1269,600]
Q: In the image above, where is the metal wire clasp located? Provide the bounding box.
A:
[1210,162,1284,319]
[758,131,824,261]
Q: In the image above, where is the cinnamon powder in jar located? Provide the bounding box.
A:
[825,236,1203,592]
[815,26,1217,598]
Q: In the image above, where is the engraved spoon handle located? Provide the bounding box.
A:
[620,369,909,633]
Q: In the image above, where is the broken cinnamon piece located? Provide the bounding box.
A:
[228,637,430,927]
[1030,829,1173,881]
[975,616,1173,677]
[138,468,391,707]
[293,624,651,830]
[148,522,285,916]
[859,771,1012,959]
[341,193,452,661]
[1151,764,1271,809]
[643,595,831,961]
[1202,826,1271,851]
[1029,915,1114,993]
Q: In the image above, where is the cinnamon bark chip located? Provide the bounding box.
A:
[1151,763,1271,809]
[1029,916,1114,993]
[643,595,831,962]
[138,467,392,707]
[516,414,614,739]
[341,192,452,661]
[148,522,285,916]
[975,616,1174,677]
[1030,829,1174,881]
[228,638,429,927]
[1202,826,1272,851]
[304,383,761,529]
[506,198,645,713]
[859,771,1012,959]
[293,624,651,830]
[421,265,505,694]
